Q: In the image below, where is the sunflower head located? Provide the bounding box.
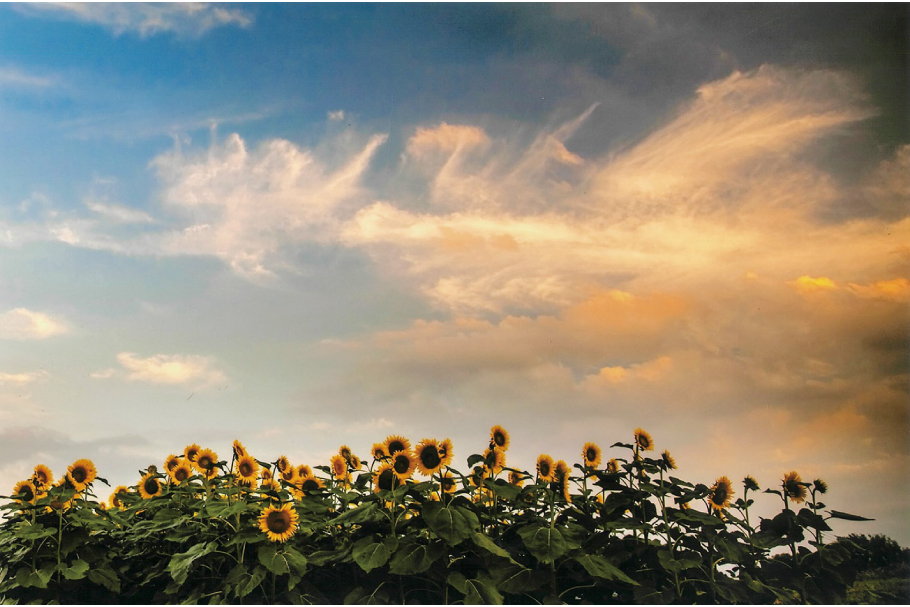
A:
[606,458,620,474]
[297,474,325,493]
[634,428,654,452]
[32,465,53,489]
[813,479,828,495]
[13,480,37,504]
[490,425,510,451]
[261,468,273,482]
[138,472,163,499]
[296,465,312,479]
[555,460,570,480]
[661,450,677,471]
[276,455,290,473]
[109,485,130,510]
[469,465,489,487]
[391,450,416,481]
[537,454,555,482]
[439,471,457,494]
[184,444,201,464]
[743,475,760,492]
[384,435,411,456]
[330,454,348,480]
[783,471,807,503]
[415,439,444,476]
[232,440,247,459]
[709,476,734,511]
[66,459,98,491]
[372,464,402,493]
[164,454,180,472]
[438,438,454,467]
[235,455,260,486]
[194,448,219,478]
[372,443,389,460]
[348,454,362,471]
[259,503,299,543]
[169,462,193,484]
[338,445,352,461]
[582,442,602,469]
[508,470,525,487]
[482,447,506,475]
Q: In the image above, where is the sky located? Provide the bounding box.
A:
[0,3,908,543]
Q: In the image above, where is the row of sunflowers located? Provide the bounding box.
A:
[2,426,870,604]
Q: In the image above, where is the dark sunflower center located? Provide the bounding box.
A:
[36,472,48,484]
[378,468,396,491]
[144,478,159,495]
[586,448,597,462]
[540,462,551,476]
[419,446,441,470]
[198,456,213,470]
[175,468,189,482]
[301,479,318,491]
[267,510,290,533]
[441,476,455,492]
[21,486,35,501]
[393,455,410,474]
[240,462,253,476]
[494,432,506,447]
[188,450,198,462]
[72,468,87,483]
[388,441,405,454]
[112,495,121,507]
[714,484,728,504]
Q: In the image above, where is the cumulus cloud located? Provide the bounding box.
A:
[0,370,49,385]
[112,352,227,388]
[0,308,69,340]
[21,2,253,38]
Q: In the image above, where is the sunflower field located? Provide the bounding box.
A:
[1,427,873,604]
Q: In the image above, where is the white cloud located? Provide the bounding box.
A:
[328,110,345,121]
[0,308,69,340]
[0,370,49,385]
[89,368,117,380]
[115,352,227,387]
[85,200,154,224]
[22,2,253,38]
[0,66,56,89]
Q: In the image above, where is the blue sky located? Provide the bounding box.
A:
[1,3,908,543]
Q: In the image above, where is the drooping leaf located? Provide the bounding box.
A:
[167,541,217,585]
[827,510,874,522]
[389,539,445,575]
[573,553,638,585]
[422,500,479,545]
[517,524,567,564]
[60,558,91,580]
[352,535,394,573]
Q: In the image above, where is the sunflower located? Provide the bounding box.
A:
[537,454,555,482]
[661,450,677,471]
[813,479,828,494]
[372,464,402,493]
[161,456,178,474]
[232,439,247,459]
[138,472,163,499]
[555,459,570,480]
[708,476,734,511]
[261,468,273,482]
[32,464,53,489]
[391,450,416,481]
[296,465,312,479]
[557,474,572,503]
[109,486,130,510]
[330,454,348,480]
[169,462,193,484]
[372,443,389,460]
[414,439,444,476]
[634,428,654,452]
[184,444,201,466]
[235,454,260,486]
[490,425,510,451]
[276,455,290,473]
[438,438,454,467]
[508,470,525,487]
[194,448,219,479]
[469,465,489,487]
[582,442,602,469]
[13,480,37,504]
[384,435,411,456]
[349,454,362,471]
[483,447,506,475]
[297,474,325,493]
[339,445,353,461]
[279,466,298,484]
[439,471,457,494]
[260,479,281,494]
[606,458,620,474]
[743,476,760,492]
[783,471,807,503]
[66,459,98,491]
[258,502,299,543]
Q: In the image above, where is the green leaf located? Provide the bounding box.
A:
[225,563,266,599]
[389,540,446,575]
[467,454,486,467]
[422,500,479,545]
[796,508,832,531]
[168,541,217,585]
[60,558,90,580]
[449,571,504,605]
[573,554,638,585]
[715,536,751,563]
[517,524,567,564]
[487,561,548,594]
[483,479,521,502]
[352,536,394,573]
[471,532,512,560]
[330,501,383,527]
[87,566,121,593]
[15,564,54,590]
[257,543,306,583]
[13,523,55,540]
[205,499,248,517]
[827,510,874,522]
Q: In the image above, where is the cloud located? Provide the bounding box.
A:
[328,110,345,121]
[21,2,253,38]
[0,308,69,340]
[848,278,910,303]
[114,352,227,387]
[0,370,49,385]
[788,276,838,293]
[85,201,154,224]
[0,66,56,89]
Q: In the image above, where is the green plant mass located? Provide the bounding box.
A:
[0,428,887,604]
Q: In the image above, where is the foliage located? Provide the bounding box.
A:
[0,429,881,604]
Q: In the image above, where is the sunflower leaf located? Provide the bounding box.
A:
[330,501,383,527]
[517,524,567,564]
[60,558,90,580]
[422,500,479,545]
[574,553,638,585]
[13,522,55,540]
[352,536,392,573]
[827,510,874,522]
[483,479,521,502]
[487,561,548,594]
[389,539,446,575]
[168,541,217,586]
[467,454,486,468]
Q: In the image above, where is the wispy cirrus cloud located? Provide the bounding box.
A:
[19,2,253,38]
[0,66,57,89]
[91,352,228,388]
